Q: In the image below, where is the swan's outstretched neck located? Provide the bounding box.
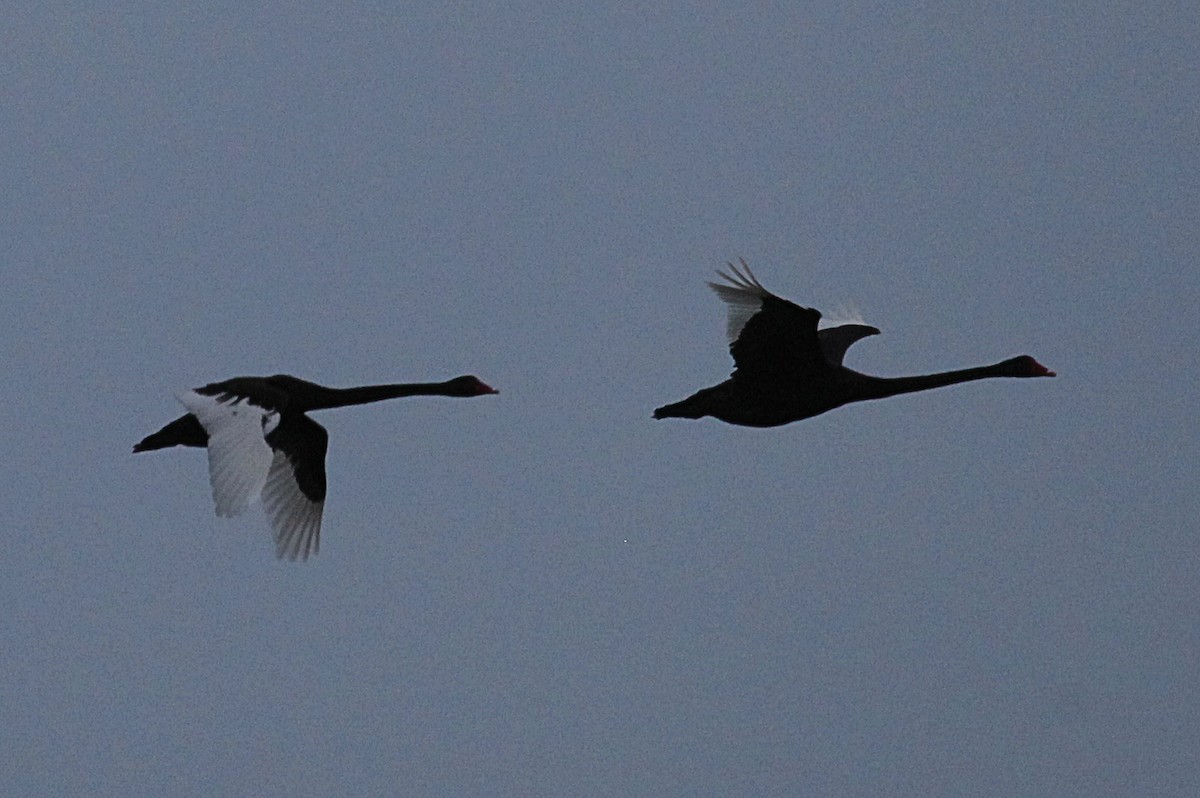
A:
[309,383,448,409]
[305,376,497,411]
[853,356,1055,401]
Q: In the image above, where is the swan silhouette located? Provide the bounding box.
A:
[134,374,497,560]
[654,261,1054,427]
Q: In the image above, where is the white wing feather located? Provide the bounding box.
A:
[262,451,324,561]
[707,259,772,341]
[177,390,278,517]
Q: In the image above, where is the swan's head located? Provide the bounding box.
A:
[1004,356,1056,378]
[444,375,499,396]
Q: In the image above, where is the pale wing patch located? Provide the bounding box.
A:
[818,302,867,328]
[177,390,278,517]
[263,451,323,561]
[708,259,771,341]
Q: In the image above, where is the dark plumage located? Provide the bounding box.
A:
[654,261,1054,427]
[134,374,497,560]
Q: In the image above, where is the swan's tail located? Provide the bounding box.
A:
[132,414,208,452]
[653,398,705,420]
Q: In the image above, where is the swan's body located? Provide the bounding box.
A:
[134,374,497,560]
[654,261,1054,427]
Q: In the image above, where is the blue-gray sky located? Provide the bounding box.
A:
[4,4,1197,796]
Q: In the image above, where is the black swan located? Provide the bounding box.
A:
[134,374,497,560]
[654,261,1054,427]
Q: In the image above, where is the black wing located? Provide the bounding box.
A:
[708,260,828,381]
[263,414,328,561]
[817,323,880,366]
[195,376,292,412]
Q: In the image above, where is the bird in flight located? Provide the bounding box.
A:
[134,374,497,560]
[654,260,1054,427]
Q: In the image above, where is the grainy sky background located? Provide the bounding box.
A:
[4,3,1197,796]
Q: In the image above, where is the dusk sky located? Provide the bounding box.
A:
[4,4,1197,796]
